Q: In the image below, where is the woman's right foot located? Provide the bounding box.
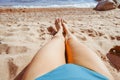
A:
[61,19,73,39]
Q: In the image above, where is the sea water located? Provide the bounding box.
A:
[0,0,98,8]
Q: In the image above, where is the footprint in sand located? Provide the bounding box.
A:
[81,29,104,37]
[20,27,30,31]
[7,29,18,32]
[0,44,9,54]
[0,30,14,36]
[7,46,28,54]
[8,58,18,80]
[109,35,120,41]
[116,36,120,41]
[37,26,52,40]
[75,33,87,41]
[0,43,28,54]
[110,35,116,40]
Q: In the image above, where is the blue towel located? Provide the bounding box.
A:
[35,64,108,80]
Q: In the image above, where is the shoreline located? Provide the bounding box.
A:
[0,7,95,13]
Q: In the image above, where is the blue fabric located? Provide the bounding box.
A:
[35,64,108,80]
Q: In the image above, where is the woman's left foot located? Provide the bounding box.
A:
[55,18,63,34]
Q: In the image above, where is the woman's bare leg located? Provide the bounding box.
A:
[62,20,114,80]
[22,19,66,80]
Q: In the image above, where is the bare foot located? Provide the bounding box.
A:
[61,19,74,39]
[53,18,64,40]
[55,18,63,33]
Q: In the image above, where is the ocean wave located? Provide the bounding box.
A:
[0,0,98,8]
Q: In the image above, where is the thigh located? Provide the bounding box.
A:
[66,37,114,80]
[22,37,66,80]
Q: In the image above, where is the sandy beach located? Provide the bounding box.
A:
[0,8,120,80]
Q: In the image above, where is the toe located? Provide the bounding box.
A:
[55,19,60,32]
[61,19,70,35]
[55,19,58,25]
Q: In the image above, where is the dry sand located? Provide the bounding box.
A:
[0,8,120,80]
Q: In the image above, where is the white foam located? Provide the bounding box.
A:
[0,0,98,8]
[0,2,97,8]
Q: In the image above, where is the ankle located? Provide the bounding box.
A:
[53,34,65,41]
[65,33,77,42]
[65,34,73,40]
